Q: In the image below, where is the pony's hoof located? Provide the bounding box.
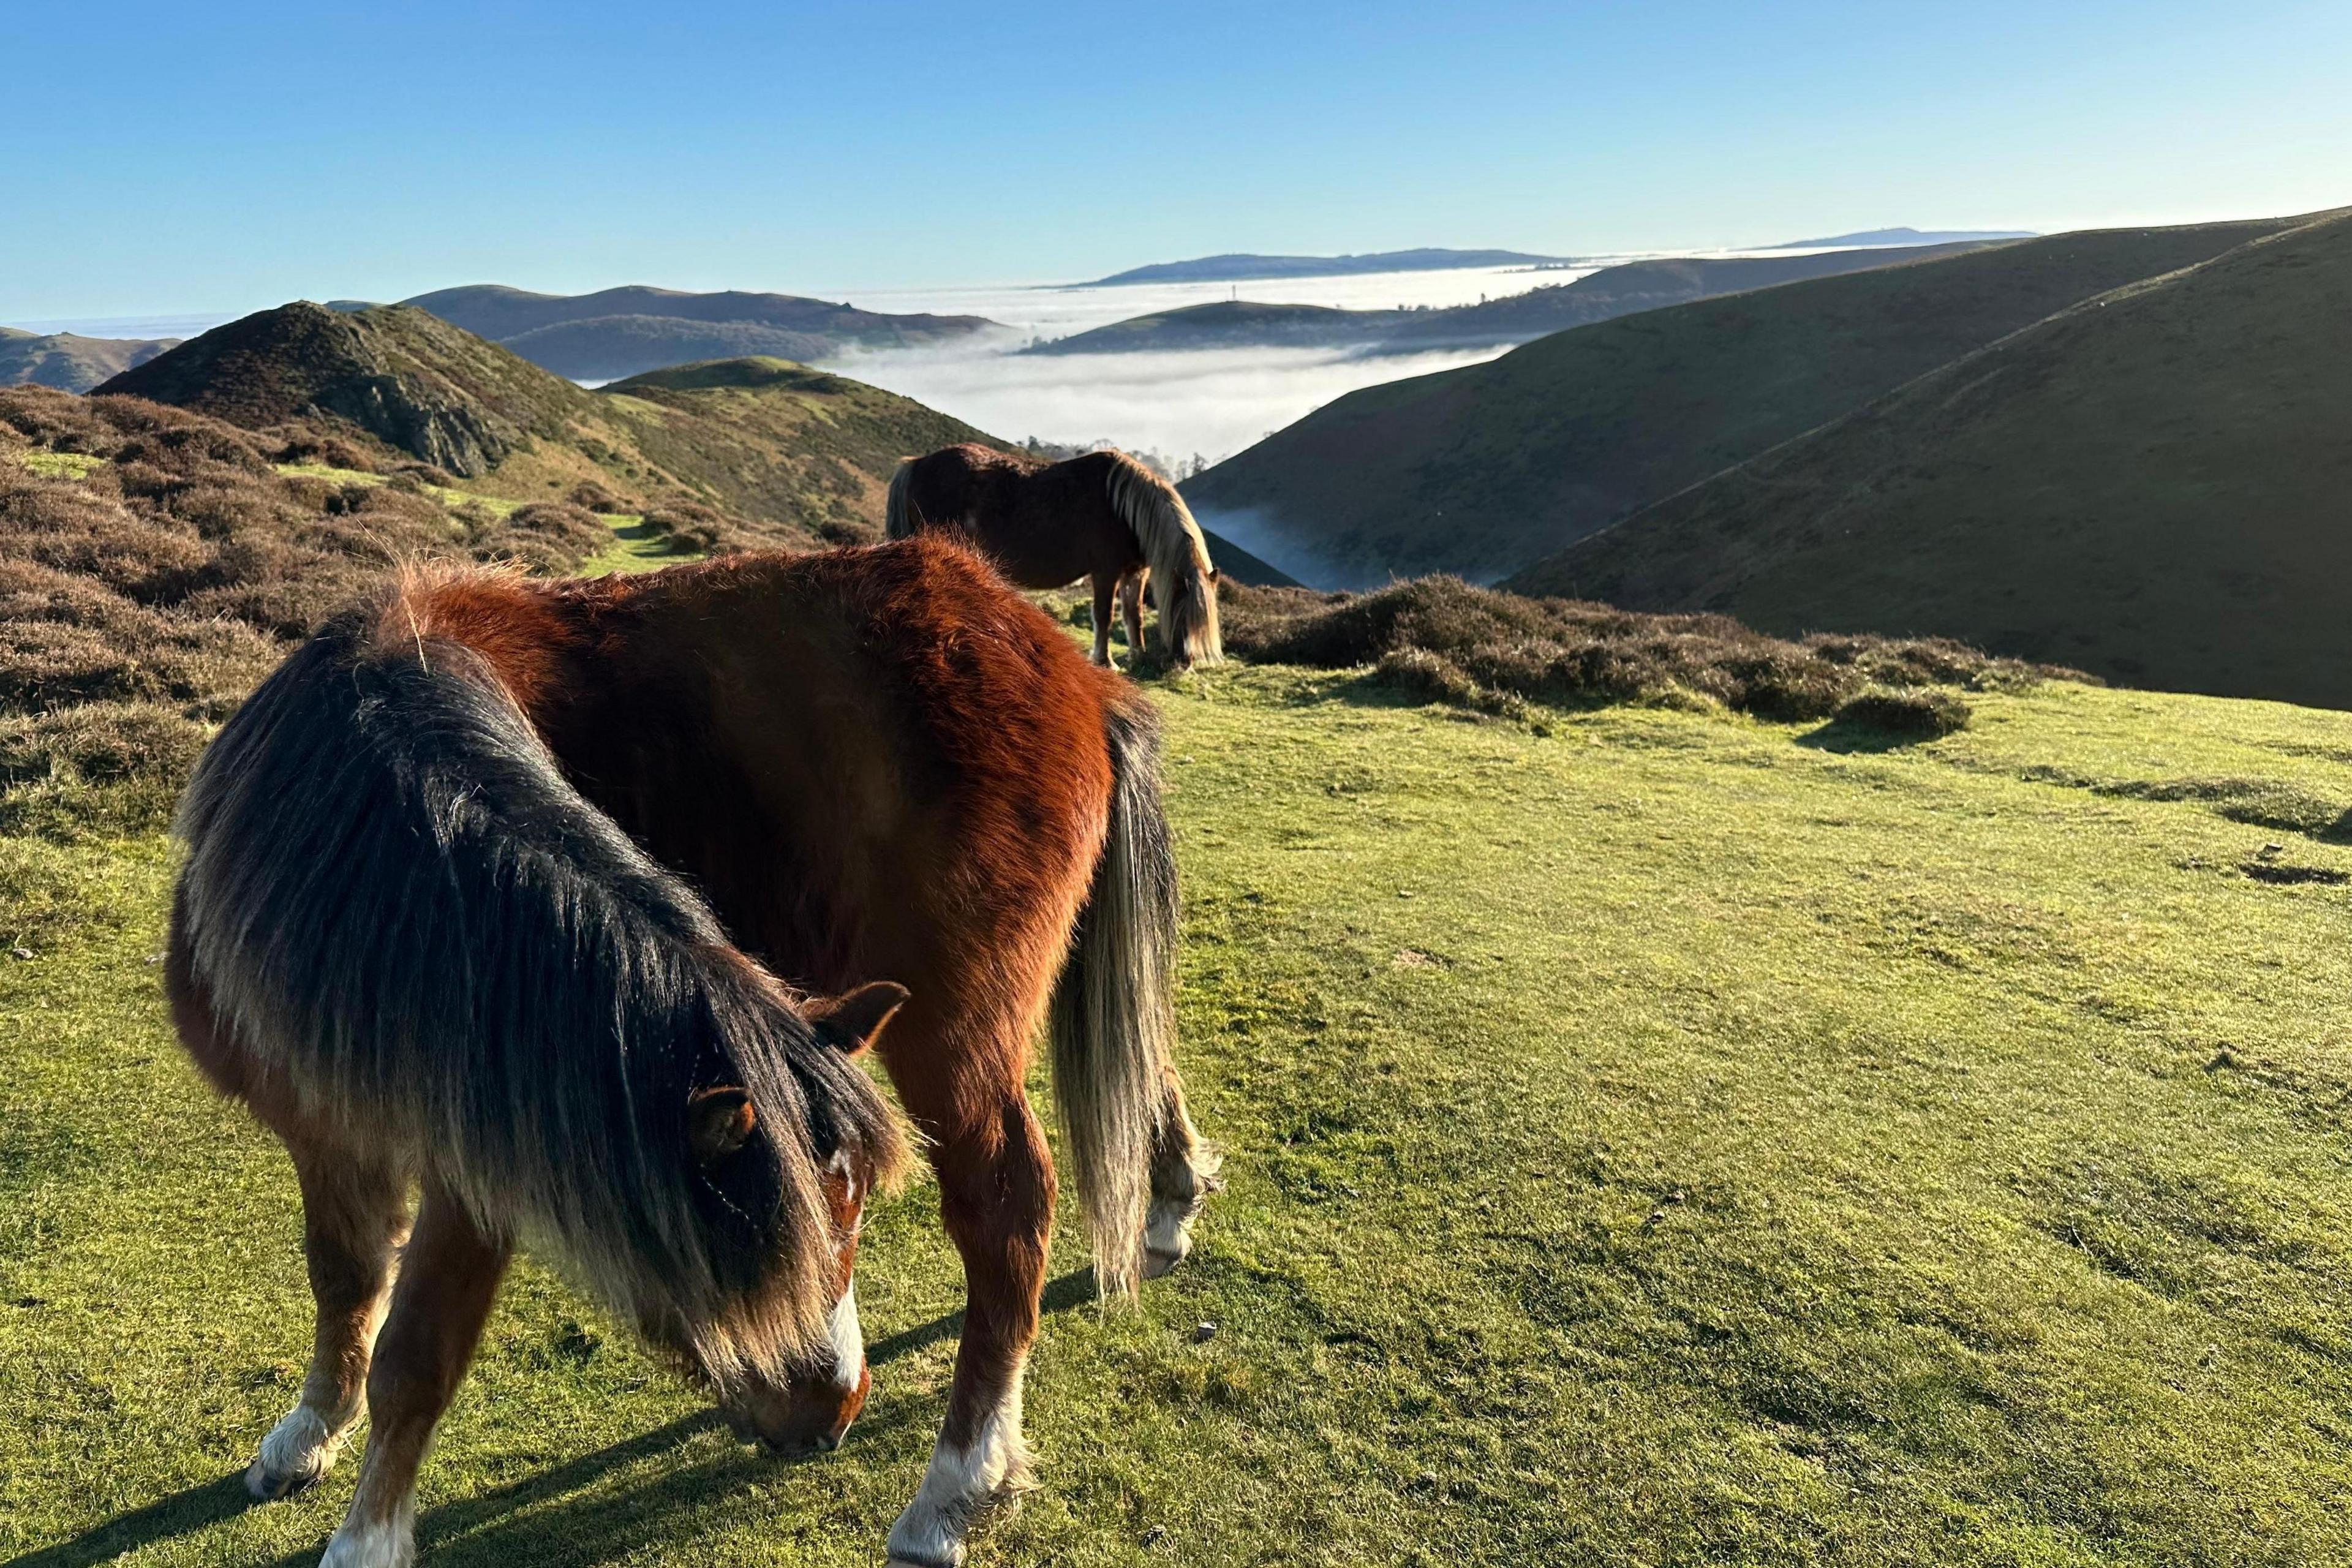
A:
[245,1404,341,1501]
[243,1455,320,1502]
[1141,1191,1204,1278]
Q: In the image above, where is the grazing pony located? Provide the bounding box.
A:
[165,538,1219,1568]
[886,442,1223,671]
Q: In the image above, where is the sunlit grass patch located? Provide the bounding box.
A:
[8,671,2352,1564]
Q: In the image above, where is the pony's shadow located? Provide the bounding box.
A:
[8,1268,1099,1568]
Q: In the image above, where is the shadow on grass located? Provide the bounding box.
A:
[1795,717,1943,755]
[9,1268,1099,1568]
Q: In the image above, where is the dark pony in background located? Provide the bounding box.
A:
[166,538,1219,1568]
[886,442,1224,671]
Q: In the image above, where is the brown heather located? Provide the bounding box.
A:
[1216,576,2059,728]
[0,386,612,833]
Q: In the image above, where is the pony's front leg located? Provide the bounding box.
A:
[886,1095,1054,1568]
[248,1141,410,1500]
[1087,574,1118,668]
[1118,570,1148,662]
[319,1184,509,1568]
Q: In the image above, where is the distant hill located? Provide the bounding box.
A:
[1507,209,2352,709]
[1768,227,2035,249]
[399,284,1001,382]
[1036,244,1990,357]
[1031,300,1379,354]
[1079,249,1564,287]
[98,305,991,539]
[1,328,180,393]
[1181,216,2301,587]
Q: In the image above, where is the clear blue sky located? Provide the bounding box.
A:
[9,0,2348,320]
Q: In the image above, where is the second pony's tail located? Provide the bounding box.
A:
[884,459,918,540]
[1046,693,1180,1295]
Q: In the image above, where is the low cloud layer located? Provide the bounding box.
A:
[825,336,1511,471]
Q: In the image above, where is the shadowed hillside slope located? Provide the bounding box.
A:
[402,284,997,382]
[1509,211,2352,710]
[1183,217,2303,586]
[99,309,992,541]
[1,330,179,393]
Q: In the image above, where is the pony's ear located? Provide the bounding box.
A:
[688,1087,757,1164]
[1209,567,1221,583]
[807,981,910,1057]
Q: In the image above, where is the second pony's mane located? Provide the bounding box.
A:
[1102,451,1223,666]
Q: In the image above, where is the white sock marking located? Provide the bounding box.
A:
[885,1385,1027,1567]
[320,1498,416,1568]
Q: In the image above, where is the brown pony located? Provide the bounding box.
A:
[886,442,1223,671]
[165,538,1219,1568]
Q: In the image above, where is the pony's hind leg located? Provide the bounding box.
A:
[883,1061,1053,1567]
[1143,1068,1220,1280]
[321,1182,510,1568]
[248,1138,410,1501]
[1119,570,1148,660]
[1087,573,1118,668]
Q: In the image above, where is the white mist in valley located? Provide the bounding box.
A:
[816,263,1588,470]
[826,338,1512,474]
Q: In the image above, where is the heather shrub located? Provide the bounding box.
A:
[473,502,610,574]
[1219,576,2049,724]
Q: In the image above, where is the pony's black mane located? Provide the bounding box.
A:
[174,601,900,1381]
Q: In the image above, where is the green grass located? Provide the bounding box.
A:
[267,465,673,576]
[575,516,693,576]
[9,672,2352,1565]
[15,450,105,480]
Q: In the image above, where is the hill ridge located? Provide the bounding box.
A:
[1507,208,2352,707]
[1181,214,2308,587]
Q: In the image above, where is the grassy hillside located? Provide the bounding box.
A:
[1183,216,2302,586]
[1031,300,1371,354]
[1,330,180,394]
[97,308,993,541]
[1517,210,2352,710]
[1035,246,1985,358]
[13,655,2352,1564]
[402,285,998,382]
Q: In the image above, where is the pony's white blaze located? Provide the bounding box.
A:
[826,1280,864,1390]
[320,1501,417,1568]
[885,1385,1030,1567]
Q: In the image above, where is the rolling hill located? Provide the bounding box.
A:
[1182,216,2305,587]
[1079,247,1565,286]
[1768,226,2035,249]
[1033,245,1990,357]
[401,284,1000,382]
[1507,209,2352,709]
[96,304,993,540]
[0,328,180,393]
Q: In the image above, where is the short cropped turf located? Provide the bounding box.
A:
[7,669,2352,1566]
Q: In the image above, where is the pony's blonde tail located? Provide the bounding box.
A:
[884,459,917,540]
[1047,693,1178,1296]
